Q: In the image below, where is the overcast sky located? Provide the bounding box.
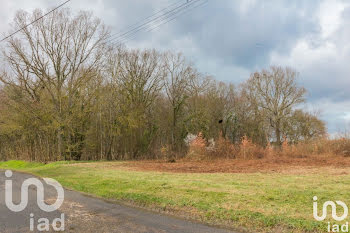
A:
[1,0,350,134]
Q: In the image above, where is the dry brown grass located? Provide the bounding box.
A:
[279,137,350,158]
[185,134,350,161]
[209,133,236,158]
[186,134,267,160]
[237,135,267,159]
[123,154,350,174]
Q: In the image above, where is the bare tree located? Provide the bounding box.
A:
[246,66,306,146]
[162,52,193,151]
[1,8,109,159]
[285,110,326,143]
[0,8,326,161]
[116,49,164,158]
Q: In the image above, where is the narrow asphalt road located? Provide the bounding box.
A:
[0,170,238,233]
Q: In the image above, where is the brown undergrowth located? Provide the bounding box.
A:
[116,154,350,174]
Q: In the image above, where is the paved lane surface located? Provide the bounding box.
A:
[0,170,238,233]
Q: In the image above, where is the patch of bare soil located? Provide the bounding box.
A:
[122,155,350,174]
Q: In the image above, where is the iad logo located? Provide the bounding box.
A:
[313,196,349,232]
[313,196,348,221]
[4,170,65,231]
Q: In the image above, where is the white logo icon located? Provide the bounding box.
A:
[313,196,348,221]
[5,170,64,212]
[4,170,65,231]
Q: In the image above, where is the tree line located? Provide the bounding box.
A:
[0,8,326,161]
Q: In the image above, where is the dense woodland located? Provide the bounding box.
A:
[0,9,326,161]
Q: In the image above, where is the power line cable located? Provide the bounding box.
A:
[0,0,71,43]
[115,0,207,45]
[107,0,181,40]
[107,0,200,44]
[139,0,208,38]
[114,0,201,44]
[107,1,190,43]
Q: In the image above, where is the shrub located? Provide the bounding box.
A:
[211,133,236,158]
[185,133,350,161]
[265,141,275,158]
[237,136,266,159]
[278,137,350,158]
[160,144,177,160]
[187,132,207,160]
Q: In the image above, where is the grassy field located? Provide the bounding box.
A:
[0,160,348,232]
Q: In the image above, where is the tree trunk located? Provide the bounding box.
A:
[275,120,281,146]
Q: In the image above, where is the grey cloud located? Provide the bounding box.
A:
[1,0,350,133]
[163,0,321,69]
